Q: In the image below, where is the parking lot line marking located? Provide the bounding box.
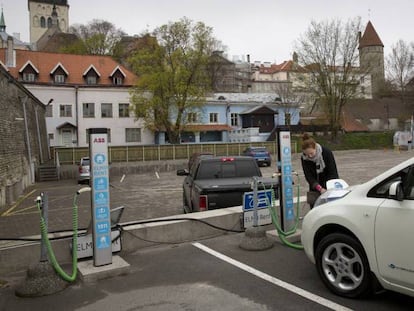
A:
[1,189,37,217]
[192,242,353,311]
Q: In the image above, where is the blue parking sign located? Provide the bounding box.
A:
[243,189,273,211]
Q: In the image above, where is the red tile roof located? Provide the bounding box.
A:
[340,110,369,132]
[0,49,137,86]
[359,21,384,48]
[257,60,305,74]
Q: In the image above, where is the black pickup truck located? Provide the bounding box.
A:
[176,155,279,213]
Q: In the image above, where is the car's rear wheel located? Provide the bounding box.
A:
[315,233,373,298]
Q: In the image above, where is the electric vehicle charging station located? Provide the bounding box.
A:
[276,126,295,232]
[89,128,112,266]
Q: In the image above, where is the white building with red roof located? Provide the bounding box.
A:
[0,44,154,147]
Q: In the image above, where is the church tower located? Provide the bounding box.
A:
[358,21,385,97]
[28,0,69,44]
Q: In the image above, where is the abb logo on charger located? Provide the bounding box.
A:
[93,137,106,143]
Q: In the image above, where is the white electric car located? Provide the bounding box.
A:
[301,157,414,298]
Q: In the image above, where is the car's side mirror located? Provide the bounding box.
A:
[177,169,189,176]
[389,181,404,201]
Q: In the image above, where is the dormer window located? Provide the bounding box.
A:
[83,65,101,85]
[86,75,97,85]
[50,63,69,84]
[19,61,39,83]
[109,66,126,86]
[23,72,36,82]
[54,74,65,83]
[113,76,123,85]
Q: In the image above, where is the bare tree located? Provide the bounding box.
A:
[294,17,364,139]
[272,82,306,125]
[68,19,126,55]
[386,39,414,103]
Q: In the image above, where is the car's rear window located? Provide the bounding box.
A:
[197,159,259,179]
[81,159,90,166]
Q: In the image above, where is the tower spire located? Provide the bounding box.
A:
[0,8,6,32]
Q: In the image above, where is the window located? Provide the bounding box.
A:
[368,166,410,199]
[231,113,238,126]
[187,112,197,123]
[83,103,95,118]
[119,103,129,117]
[47,17,52,28]
[113,76,123,85]
[40,16,46,28]
[23,73,36,82]
[45,105,53,117]
[101,103,113,118]
[86,75,97,85]
[60,105,72,117]
[209,113,218,123]
[48,133,54,140]
[54,74,65,84]
[126,128,141,142]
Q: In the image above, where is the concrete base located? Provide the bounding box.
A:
[15,261,68,297]
[77,255,130,283]
[239,226,274,251]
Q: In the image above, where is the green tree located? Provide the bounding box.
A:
[64,19,126,55]
[294,17,364,139]
[129,17,219,143]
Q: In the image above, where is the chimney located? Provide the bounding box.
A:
[247,54,250,63]
[6,36,14,67]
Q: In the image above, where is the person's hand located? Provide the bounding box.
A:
[320,188,327,194]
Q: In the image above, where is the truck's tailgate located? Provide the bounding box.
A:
[195,177,278,209]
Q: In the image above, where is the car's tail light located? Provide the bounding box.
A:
[221,157,234,162]
[199,195,208,211]
[78,166,82,173]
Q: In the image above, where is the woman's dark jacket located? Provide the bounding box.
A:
[301,146,339,191]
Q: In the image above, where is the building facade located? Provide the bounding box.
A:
[0,45,155,148]
[176,93,301,143]
[28,0,69,44]
[0,65,48,207]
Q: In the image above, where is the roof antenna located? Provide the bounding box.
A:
[368,8,371,20]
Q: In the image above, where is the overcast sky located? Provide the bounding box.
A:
[3,0,413,63]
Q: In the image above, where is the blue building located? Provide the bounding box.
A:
[179,93,301,143]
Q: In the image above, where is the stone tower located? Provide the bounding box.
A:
[28,0,69,44]
[358,21,385,97]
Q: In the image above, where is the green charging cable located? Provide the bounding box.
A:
[37,191,82,282]
[260,176,304,250]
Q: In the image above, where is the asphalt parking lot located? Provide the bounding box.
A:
[1,149,412,237]
[1,149,414,310]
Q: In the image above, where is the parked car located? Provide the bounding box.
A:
[188,152,214,170]
[301,157,414,298]
[177,155,278,213]
[242,146,271,166]
[78,157,90,184]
